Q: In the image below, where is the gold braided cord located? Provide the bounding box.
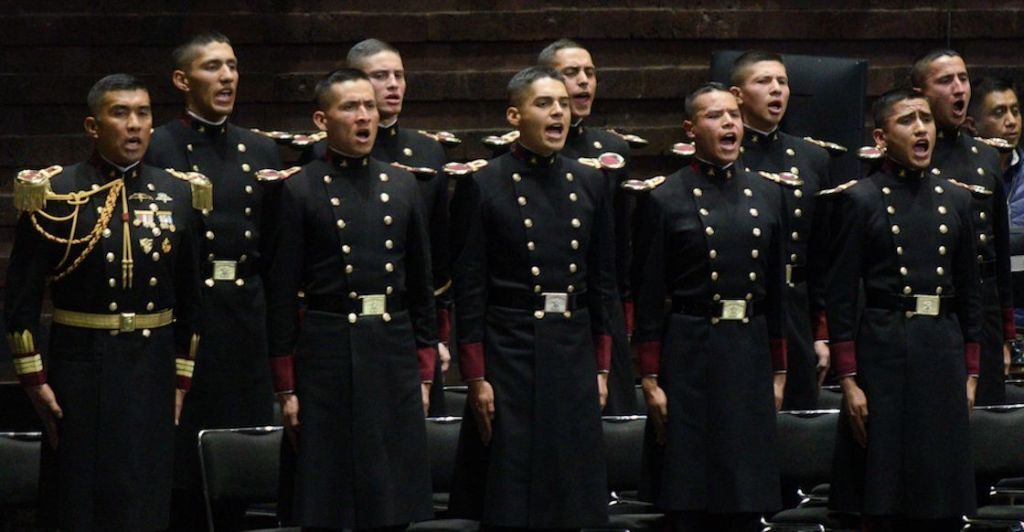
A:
[120,183,133,288]
[47,180,124,283]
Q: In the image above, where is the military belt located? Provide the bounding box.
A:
[865,290,956,317]
[785,263,807,285]
[52,309,174,332]
[489,287,586,313]
[671,297,764,320]
[305,293,407,316]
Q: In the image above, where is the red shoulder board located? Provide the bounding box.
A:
[757,171,804,187]
[482,130,519,148]
[443,159,489,176]
[672,142,696,158]
[607,129,649,148]
[391,161,438,180]
[621,175,666,193]
[418,130,462,147]
[857,145,884,161]
[255,166,302,182]
[578,152,625,170]
[291,131,326,147]
[976,136,1014,153]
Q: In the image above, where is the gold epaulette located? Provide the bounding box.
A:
[816,179,862,196]
[857,145,884,161]
[6,330,36,355]
[14,165,62,213]
[443,159,489,176]
[607,129,649,148]
[165,169,213,210]
[947,178,994,196]
[250,128,295,143]
[671,142,696,158]
[758,171,803,187]
[482,130,519,148]
[255,166,302,182]
[418,130,462,147]
[621,175,667,193]
[291,131,327,148]
[434,279,452,297]
[976,136,1015,153]
[391,161,438,180]
[802,136,848,156]
[578,152,626,170]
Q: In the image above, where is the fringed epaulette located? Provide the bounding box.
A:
[758,171,803,187]
[816,179,862,197]
[391,161,438,180]
[578,152,626,170]
[443,159,489,177]
[607,129,649,149]
[255,166,302,182]
[250,128,295,144]
[621,175,667,193]
[976,136,1015,153]
[856,145,884,161]
[291,131,327,148]
[947,178,994,196]
[671,142,696,158]
[802,136,848,156]
[165,168,213,210]
[482,130,519,148]
[14,165,62,212]
[418,130,462,147]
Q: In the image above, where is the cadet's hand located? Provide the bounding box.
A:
[468,379,495,445]
[25,384,62,450]
[967,376,978,412]
[421,382,432,417]
[174,389,186,426]
[839,377,869,448]
[438,342,451,376]
[814,340,831,387]
[773,373,787,412]
[1004,343,1012,377]
[278,393,300,448]
[641,376,668,445]
[597,372,609,411]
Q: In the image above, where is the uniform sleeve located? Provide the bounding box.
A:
[263,179,305,393]
[990,171,1015,340]
[404,178,440,382]
[586,172,617,373]
[764,185,788,372]
[3,213,56,386]
[825,191,868,377]
[953,192,984,374]
[427,172,453,344]
[806,158,833,341]
[631,192,667,376]
[172,194,205,390]
[450,176,488,381]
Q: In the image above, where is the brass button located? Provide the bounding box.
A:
[937,205,947,214]
[345,265,354,274]
[380,193,390,203]
[336,219,346,229]
[571,218,581,228]
[692,188,703,197]
[751,249,759,259]
[238,143,246,152]
[242,163,251,172]
[706,227,715,236]
[385,262,395,272]
[524,218,533,228]
[570,240,579,250]
[383,215,393,225]
[385,239,394,249]
[379,173,389,182]
[348,313,357,323]
[753,228,762,237]
[531,266,540,276]
[518,196,527,206]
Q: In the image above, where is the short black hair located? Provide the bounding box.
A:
[872,88,928,129]
[684,82,732,120]
[172,31,231,71]
[968,76,1018,119]
[314,68,371,111]
[909,48,962,88]
[537,38,585,68]
[507,66,565,106]
[87,74,148,115]
[347,38,400,69]
[730,50,786,86]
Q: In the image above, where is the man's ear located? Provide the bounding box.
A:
[506,106,521,128]
[84,116,99,139]
[312,110,327,132]
[872,128,887,150]
[683,119,695,140]
[729,86,744,106]
[963,116,978,136]
[172,70,190,93]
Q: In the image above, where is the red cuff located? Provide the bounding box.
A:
[770,337,788,371]
[636,340,661,376]
[176,375,192,391]
[965,342,981,375]
[812,310,829,341]
[593,334,612,372]
[459,342,485,381]
[623,301,635,335]
[418,346,438,382]
[270,354,295,393]
[1003,308,1016,341]
[18,370,47,387]
[831,340,857,376]
[437,308,452,344]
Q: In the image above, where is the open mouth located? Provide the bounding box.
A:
[125,136,142,150]
[385,94,402,105]
[214,88,234,104]
[544,122,565,140]
[573,92,591,106]
[952,99,966,114]
[913,138,930,156]
[720,132,738,149]
[355,128,372,142]
[767,100,784,113]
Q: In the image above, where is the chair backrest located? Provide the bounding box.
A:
[971,404,1024,480]
[444,386,468,416]
[603,415,647,492]
[0,432,41,506]
[198,426,282,510]
[775,410,839,490]
[426,416,462,493]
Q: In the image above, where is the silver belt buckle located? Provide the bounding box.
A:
[542,293,568,314]
[914,295,940,316]
[360,294,387,316]
[119,313,136,332]
[720,300,747,320]
[212,260,237,281]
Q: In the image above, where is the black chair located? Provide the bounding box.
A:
[0,432,41,532]
[409,417,480,531]
[197,426,297,532]
[594,415,664,532]
[962,404,1024,530]
[444,385,468,416]
[817,386,843,411]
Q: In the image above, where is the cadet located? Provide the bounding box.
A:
[447,66,615,529]
[632,83,787,532]
[826,89,981,532]
[144,31,281,529]
[538,37,638,415]
[966,77,1023,225]
[912,49,1011,405]
[729,50,832,409]
[5,74,203,531]
[263,68,437,530]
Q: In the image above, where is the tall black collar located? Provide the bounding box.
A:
[744,126,780,145]
[882,158,926,180]
[511,142,557,167]
[180,112,228,136]
[325,148,370,171]
[691,158,736,180]
[90,152,142,181]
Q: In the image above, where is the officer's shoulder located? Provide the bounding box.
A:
[816,177,866,199]
[944,176,994,198]
[234,125,279,151]
[414,129,461,148]
[591,128,632,153]
[603,128,647,150]
[796,134,846,158]
[754,169,802,188]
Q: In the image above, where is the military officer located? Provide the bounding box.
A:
[912,49,1011,405]
[5,74,203,531]
[447,66,615,529]
[538,38,638,415]
[301,38,453,414]
[825,89,981,532]
[632,83,786,532]
[729,51,832,409]
[143,31,281,530]
[263,68,437,530]
[966,77,1023,224]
